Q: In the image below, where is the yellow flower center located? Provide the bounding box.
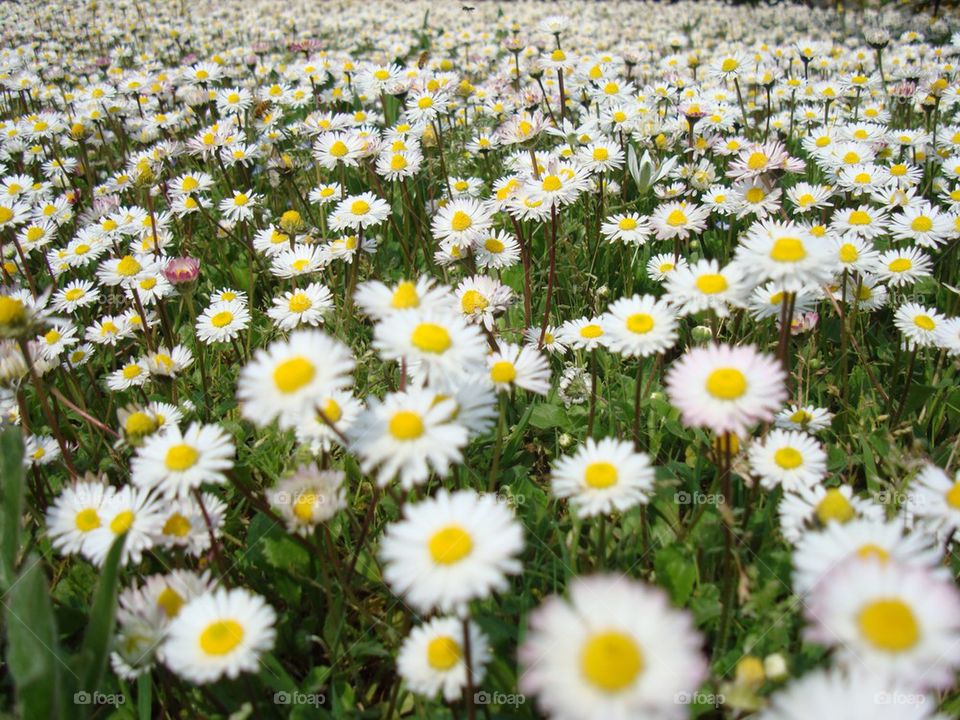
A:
[329,140,348,157]
[584,461,618,489]
[273,357,315,393]
[888,258,912,273]
[490,361,516,384]
[125,411,157,436]
[746,152,768,170]
[774,447,803,469]
[390,281,419,309]
[618,217,638,231]
[858,599,919,652]
[815,489,854,524]
[665,209,687,226]
[838,243,859,263]
[721,58,738,72]
[913,315,935,331]
[745,187,766,203]
[411,323,451,353]
[542,175,562,192]
[44,329,61,344]
[706,368,747,400]
[288,293,311,313]
[450,210,473,232]
[593,147,609,162]
[199,619,245,656]
[117,255,141,276]
[427,636,461,670]
[350,199,370,215]
[428,525,473,564]
[842,151,861,164]
[911,216,932,233]
[64,288,85,302]
[696,273,728,294]
[461,289,488,314]
[233,193,249,207]
[579,324,603,339]
[165,444,199,471]
[293,492,317,522]
[0,207,13,224]
[75,508,101,532]
[389,410,424,440]
[110,510,135,534]
[625,313,654,334]
[162,512,192,538]
[211,311,233,328]
[484,237,505,253]
[944,482,960,509]
[848,210,871,225]
[770,237,806,262]
[156,587,185,617]
[122,364,142,380]
[580,631,644,692]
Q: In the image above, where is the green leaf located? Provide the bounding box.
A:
[529,403,566,430]
[79,532,126,692]
[263,536,311,574]
[0,425,24,589]
[5,553,66,720]
[654,545,697,605]
[137,674,152,720]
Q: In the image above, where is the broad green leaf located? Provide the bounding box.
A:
[654,545,697,605]
[0,426,24,589]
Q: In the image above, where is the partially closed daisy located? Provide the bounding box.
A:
[805,558,960,690]
[237,330,355,429]
[268,466,346,535]
[551,437,655,517]
[131,422,235,499]
[666,344,787,435]
[487,342,551,395]
[266,282,333,330]
[350,389,467,489]
[161,587,276,684]
[894,303,944,348]
[397,617,490,702]
[380,489,523,614]
[519,574,706,720]
[601,294,678,358]
[748,429,827,491]
[196,299,250,344]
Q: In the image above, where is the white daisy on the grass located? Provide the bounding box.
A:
[666,344,787,435]
[397,617,490,702]
[663,258,750,318]
[889,202,953,247]
[747,284,817,321]
[431,197,493,248]
[557,316,608,351]
[756,667,941,720]
[266,282,333,330]
[455,275,512,330]
[154,493,226,556]
[936,317,960,356]
[778,484,884,544]
[792,518,944,595]
[428,377,499,439]
[373,309,487,385]
[736,220,833,289]
[161,587,276,684]
[146,345,194,378]
[805,558,960,690]
[830,234,878,274]
[52,279,100,313]
[907,463,960,537]
[650,200,710,240]
[893,303,944,348]
[84,485,164,567]
[23,434,60,466]
[237,330,355,429]
[601,294,678,358]
[195,299,250,344]
[380,489,523,614]
[551,437,655,517]
[830,205,889,239]
[268,466,346,535]
[646,253,688,282]
[131,422,235,499]
[748,429,827,491]
[474,230,521,269]
[487,342,551,395]
[218,189,260,223]
[294,390,363,453]
[354,277,454,319]
[872,247,933,287]
[601,212,652,245]
[519,574,706,720]
[46,480,116,556]
[270,244,325,278]
[351,389,467,489]
[774,404,833,432]
[329,191,391,231]
[106,358,150,391]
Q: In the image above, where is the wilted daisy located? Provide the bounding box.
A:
[131,422,234,498]
[551,437,655,517]
[397,617,490,702]
[380,489,523,614]
[748,429,827,491]
[519,574,706,720]
[269,466,346,535]
[161,587,276,684]
[666,344,787,435]
[487,342,551,395]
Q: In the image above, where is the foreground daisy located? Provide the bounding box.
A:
[519,574,706,720]
[131,422,235,498]
[161,587,276,684]
[397,617,490,702]
[380,489,523,614]
[487,343,551,395]
[665,344,787,435]
[600,294,678,358]
[551,438,655,517]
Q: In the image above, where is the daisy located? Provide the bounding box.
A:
[907,463,960,537]
[354,277,454,319]
[666,344,787,435]
[551,437,655,517]
[519,574,706,720]
[646,253,688,282]
[524,325,566,354]
[154,493,226,556]
[270,244,325,279]
[397,617,490,702]
[748,429,827,491]
[779,484,884,544]
[830,235,878,275]
[663,258,750,318]
[830,205,889,239]
[894,303,945,348]
[195,300,250,344]
[600,213,652,245]
[601,294,678,358]
[786,182,833,213]
[455,275,512,330]
[329,191,391,232]
[557,316,608,351]
[487,342,551,395]
[106,358,151,392]
[937,317,960,356]
[872,247,933,287]
[146,345,194,378]
[431,198,493,248]
[474,230,521,269]
[350,389,468,489]
[805,558,960,690]
[379,489,523,614]
[889,202,953,247]
[237,330,355,430]
[774,404,833,432]
[161,587,276,684]
[649,200,710,240]
[736,220,833,289]
[218,190,260,223]
[131,423,235,499]
[294,390,363,454]
[84,485,165,567]
[373,309,487,386]
[46,480,116,556]
[268,466,346,535]
[266,282,333,330]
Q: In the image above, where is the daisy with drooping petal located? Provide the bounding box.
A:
[805,558,960,690]
[519,574,706,720]
[237,330,355,429]
[487,342,551,395]
[351,389,467,489]
[131,423,235,499]
[551,437,655,517]
[601,294,678,358]
[748,429,827,491]
[397,617,490,702]
[161,587,276,684]
[666,344,787,435]
[380,489,524,614]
